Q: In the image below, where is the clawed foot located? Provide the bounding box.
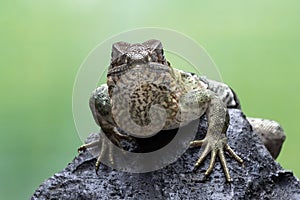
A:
[190,136,243,182]
[78,132,131,174]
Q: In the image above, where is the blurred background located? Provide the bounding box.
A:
[1,1,299,199]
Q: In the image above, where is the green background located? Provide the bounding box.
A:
[1,1,299,199]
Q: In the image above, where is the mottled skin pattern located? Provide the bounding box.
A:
[78,40,285,182]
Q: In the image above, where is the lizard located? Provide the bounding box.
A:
[78,39,286,182]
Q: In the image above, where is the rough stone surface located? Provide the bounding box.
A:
[32,109,300,200]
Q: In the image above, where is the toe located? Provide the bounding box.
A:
[225,144,243,164]
[194,144,210,169]
[190,139,205,148]
[218,149,232,182]
[204,150,217,176]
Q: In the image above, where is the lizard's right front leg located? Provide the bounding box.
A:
[77,84,130,173]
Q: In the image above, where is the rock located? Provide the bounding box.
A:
[31,109,300,200]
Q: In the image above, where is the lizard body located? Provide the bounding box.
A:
[78,40,285,182]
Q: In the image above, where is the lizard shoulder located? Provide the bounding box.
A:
[173,68,208,92]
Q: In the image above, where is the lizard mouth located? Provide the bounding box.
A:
[107,62,172,76]
[107,63,134,76]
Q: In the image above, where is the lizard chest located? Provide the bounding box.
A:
[109,66,182,136]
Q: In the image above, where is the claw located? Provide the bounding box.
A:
[95,159,101,175]
[77,129,133,176]
[77,140,101,153]
[77,145,87,153]
[190,137,243,182]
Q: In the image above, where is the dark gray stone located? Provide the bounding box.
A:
[31,109,300,200]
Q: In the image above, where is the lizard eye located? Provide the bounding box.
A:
[111,54,127,67]
[148,52,160,63]
[125,56,131,64]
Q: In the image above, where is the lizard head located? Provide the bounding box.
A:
[106,40,179,136]
[108,39,169,75]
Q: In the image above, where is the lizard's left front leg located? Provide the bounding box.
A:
[181,89,243,182]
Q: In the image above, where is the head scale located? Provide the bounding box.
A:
[109,39,167,69]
